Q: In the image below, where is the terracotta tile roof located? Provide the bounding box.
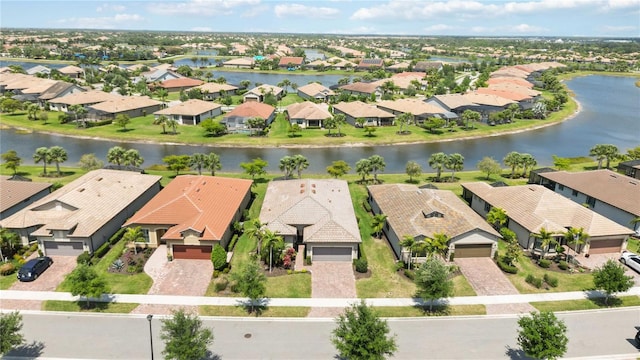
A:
[463,92,516,107]
[194,82,239,93]
[286,101,331,120]
[297,83,335,98]
[154,99,221,117]
[377,98,447,116]
[333,101,395,119]
[538,170,640,216]
[278,57,304,66]
[368,184,500,240]
[0,169,161,238]
[125,175,252,241]
[339,82,380,94]
[461,182,634,237]
[89,96,162,114]
[50,90,121,106]
[260,179,361,243]
[223,102,275,119]
[158,77,204,89]
[0,179,51,214]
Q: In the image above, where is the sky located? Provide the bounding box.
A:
[1,0,639,37]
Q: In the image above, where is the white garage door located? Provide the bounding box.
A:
[44,241,84,256]
[312,247,352,261]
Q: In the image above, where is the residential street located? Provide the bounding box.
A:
[4,308,640,359]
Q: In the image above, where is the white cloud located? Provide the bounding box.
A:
[96,4,126,12]
[242,4,269,17]
[191,26,213,32]
[55,13,143,29]
[602,25,637,32]
[149,0,260,16]
[604,0,640,9]
[274,3,339,18]
[470,23,548,34]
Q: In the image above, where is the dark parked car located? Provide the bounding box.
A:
[17,256,53,282]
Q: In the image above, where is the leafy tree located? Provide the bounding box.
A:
[517,311,568,360]
[78,153,104,171]
[0,311,25,355]
[106,146,126,166]
[477,156,502,180]
[189,153,208,175]
[355,117,366,128]
[396,112,413,134]
[232,260,267,314]
[1,150,21,175]
[405,160,422,182]
[48,146,67,176]
[371,214,387,239]
[422,117,446,133]
[332,300,397,360]
[246,117,267,136]
[153,115,169,134]
[532,101,547,119]
[211,244,227,271]
[0,229,21,262]
[0,98,22,113]
[205,152,222,176]
[503,151,522,178]
[163,155,191,175]
[67,264,110,308]
[201,119,227,136]
[161,309,213,360]
[38,111,49,124]
[33,147,51,175]
[520,153,537,178]
[589,144,619,169]
[176,65,193,77]
[593,259,634,305]
[279,155,295,179]
[624,146,640,160]
[292,154,309,179]
[428,152,448,182]
[114,114,131,131]
[414,257,453,311]
[445,153,464,181]
[364,125,377,137]
[288,123,302,137]
[355,158,371,183]
[552,155,571,170]
[240,158,268,180]
[500,228,521,266]
[368,155,386,184]
[461,109,481,129]
[123,149,144,167]
[327,160,351,178]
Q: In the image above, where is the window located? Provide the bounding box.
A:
[142,229,150,242]
[586,196,596,208]
[571,190,578,196]
[558,184,564,191]
[484,202,491,212]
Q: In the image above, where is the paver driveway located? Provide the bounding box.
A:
[307,261,356,318]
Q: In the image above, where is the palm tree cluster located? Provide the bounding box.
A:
[278,154,309,180]
[355,155,386,184]
[502,151,537,179]
[399,233,450,269]
[33,146,67,176]
[189,152,222,175]
[106,146,144,168]
[428,152,465,182]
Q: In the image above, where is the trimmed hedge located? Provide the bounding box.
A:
[211,244,227,271]
[0,263,16,276]
[109,228,126,245]
[77,251,91,265]
[94,241,111,259]
[558,260,569,270]
[538,259,551,268]
[228,234,239,251]
[354,258,368,273]
[497,257,518,274]
[543,273,559,287]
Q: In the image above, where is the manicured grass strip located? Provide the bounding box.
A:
[265,273,311,298]
[531,296,640,312]
[43,300,138,313]
[627,238,639,253]
[199,305,310,317]
[0,274,18,290]
[452,274,477,297]
[373,305,486,317]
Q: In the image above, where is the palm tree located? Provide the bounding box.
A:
[123,149,144,167]
[247,218,266,256]
[33,147,50,175]
[368,155,386,184]
[106,146,126,166]
[564,227,588,263]
[399,235,416,269]
[155,88,168,105]
[333,113,347,137]
[371,214,387,239]
[396,112,413,134]
[153,115,168,134]
[520,153,537,178]
[486,207,508,230]
[428,152,448,182]
[189,153,208,175]
[279,156,295,179]
[277,79,292,94]
[533,227,556,263]
[26,103,39,120]
[292,154,309,179]
[428,233,450,259]
[48,146,67,176]
[206,152,221,176]
[122,226,145,254]
[503,151,522,179]
[261,229,283,272]
[445,153,464,182]
[166,118,179,134]
[631,217,640,236]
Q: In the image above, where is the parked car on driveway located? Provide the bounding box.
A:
[17,256,53,282]
[620,251,640,273]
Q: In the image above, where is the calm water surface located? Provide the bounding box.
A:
[1,75,638,173]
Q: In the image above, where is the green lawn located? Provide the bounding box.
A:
[531,296,640,312]
[0,273,18,290]
[199,305,310,317]
[507,252,594,294]
[627,238,639,253]
[266,273,311,298]
[43,300,138,313]
[373,304,486,317]
[452,274,477,297]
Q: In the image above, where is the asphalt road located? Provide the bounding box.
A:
[5,309,640,359]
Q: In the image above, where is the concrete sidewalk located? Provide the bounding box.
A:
[2,286,640,308]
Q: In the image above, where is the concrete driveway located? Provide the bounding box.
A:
[307,261,356,318]
[131,245,213,315]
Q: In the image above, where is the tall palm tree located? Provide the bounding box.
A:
[33,147,50,175]
[428,233,450,259]
[292,154,309,179]
[277,79,291,94]
[333,113,347,137]
[503,151,522,179]
[123,149,144,167]
[48,146,67,176]
[106,146,126,166]
[428,152,448,182]
[279,156,295,180]
[355,158,371,183]
[261,229,283,272]
[206,152,221,176]
[533,227,556,263]
[122,226,145,254]
[153,115,168,134]
[564,227,588,263]
[520,153,537,178]
[189,153,208,175]
[155,88,169,106]
[399,235,416,269]
[248,218,266,256]
[371,214,387,239]
[445,153,464,181]
[166,118,179,134]
[486,207,508,230]
[396,112,413,134]
[368,155,386,184]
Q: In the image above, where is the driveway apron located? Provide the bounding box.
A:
[307,261,356,318]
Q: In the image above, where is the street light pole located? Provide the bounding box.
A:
[146,314,154,360]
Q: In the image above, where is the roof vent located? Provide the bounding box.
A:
[97,177,103,181]
[78,188,85,192]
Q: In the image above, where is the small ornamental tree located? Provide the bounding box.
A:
[414,257,453,311]
[327,160,351,178]
[232,260,267,315]
[1,150,21,175]
[161,309,213,360]
[332,300,397,360]
[0,311,25,355]
[517,311,568,360]
[67,264,110,308]
[593,259,634,305]
[211,244,227,271]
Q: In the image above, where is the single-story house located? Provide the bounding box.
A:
[328,45,365,58]
[278,56,304,69]
[222,57,254,69]
[26,65,52,76]
[487,77,534,88]
[157,77,204,92]
[58,65,84,79]
[285,101,332,128]
[618,159,640,180]
[0,177,52,220]
[357,58,384,70]
[243,84,284,102]
[461,182,634,255]
[376,98,455,124]
[38,81,85,108]
[425,94,480,116]
[368,184,501,261]
[533,170,640,235]
[221,102,276,133]
[194,82,239,100]
[153,99,222,125]
[461,92,516,118]
[332,101,395,127]
[306,57,356,70]
[48,90,122,112]
[0,169,162,256]
[338,82,382,100]
[297,83,335,102]
[138,69,181,83]
[88,96,163,120]
[413,61,443,73]
[475,88,536,109]
[11,78,59,102]
[124,175,252,260]
[260,179,361,262]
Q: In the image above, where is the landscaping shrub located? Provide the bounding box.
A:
[211,244,227,271]
[76,251,92,265]
[94,242,111,259]
[497,256,518,274]
[305,257,312,266]
[539,259,551,268]
[543,274,559,287]
[358,243,367,261]
[395,261,406,271]
[85,119,112,128]
[558,260,569,270]
[354,258,368,273]
[362,201,372,212]
[525,274,543,288]
[403,269,415,280]
[228,234,239,251]
[109,228,126,245]
[0,263,16,276]
[214,278,229,292]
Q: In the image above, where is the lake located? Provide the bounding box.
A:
[0,75,638,174]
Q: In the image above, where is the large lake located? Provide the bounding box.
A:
[0,75,638,173]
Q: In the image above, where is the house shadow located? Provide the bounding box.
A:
[504,346,534,360]
[6,340,45,358]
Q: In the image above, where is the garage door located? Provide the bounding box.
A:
[173,245,212,260]
[589,238,623,254]
[454,244,492,258]
[312,247,352,261]
[44,241,84,256]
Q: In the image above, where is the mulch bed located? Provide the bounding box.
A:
[354,268,371,279]
[107,247,155,274]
